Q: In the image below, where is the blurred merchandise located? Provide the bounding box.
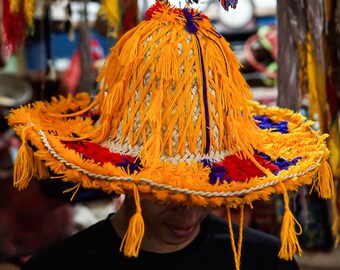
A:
[0,73,33,108]
[276,0,340,250]
[138,0,276,34]
[239,25,277,87]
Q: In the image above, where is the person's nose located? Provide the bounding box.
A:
[172,206,205,224]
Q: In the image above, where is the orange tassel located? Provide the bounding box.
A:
[120,185,145,257]
[13,125,34,190]
[315,158,334,199]
[278,185,303,260]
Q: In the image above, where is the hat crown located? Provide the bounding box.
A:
[97,3,259,163]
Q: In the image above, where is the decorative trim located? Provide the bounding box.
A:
[38,129,322,198]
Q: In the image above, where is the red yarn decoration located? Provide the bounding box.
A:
[220,153,280,182]
[64,141,135,165]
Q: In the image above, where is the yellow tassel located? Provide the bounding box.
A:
[13,125,34,190]
[90,80,125,143]
[140,81,164,159]
[278,185,303,260]
[120,34,141,65]
[226,205,244,270]
[24,0,35,27]
[144,133,164,160]
[97,0,120,37]
[32,154,49,179]
[120,185,145,257]
[315,159,334,199]
[157,43,180,81]
[102,81,125,116]
[9,0,21,13]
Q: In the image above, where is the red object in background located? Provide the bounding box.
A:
[1,0,27,57]
[59,38,105,95]
[118,0,138,39]
[243,25,277,80]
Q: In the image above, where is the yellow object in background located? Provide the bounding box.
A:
[97,0,121,38]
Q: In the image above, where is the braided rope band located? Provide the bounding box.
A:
[38,129,321,198]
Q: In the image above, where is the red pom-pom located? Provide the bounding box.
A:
[220,153,279,182]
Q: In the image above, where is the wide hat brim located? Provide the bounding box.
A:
[8,92,332,208]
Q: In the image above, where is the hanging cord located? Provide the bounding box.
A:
[278,183,303,260]
[13,125,35,190]
[226,205,244,270]
[120,185,145,257]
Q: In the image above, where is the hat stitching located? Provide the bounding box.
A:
[101,137,232,163]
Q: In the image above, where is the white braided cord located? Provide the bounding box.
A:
[38,129,321,198]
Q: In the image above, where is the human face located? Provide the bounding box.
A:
[140,199,210,253]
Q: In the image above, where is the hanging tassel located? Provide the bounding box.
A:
[13,125,35,190]
[23,0,35,28]
[144,132,164,161]
[119,34,141,66]
[120,185,145,257]
[91,80,125,143]
[140,79,164,160]
[157,43,180,81]
[102,80,124,117]
[315,158,334,199]
[32,154,49,180]
[278,184,303,260]
[226,205,244,270]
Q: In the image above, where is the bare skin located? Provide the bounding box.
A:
[111,197,211,253]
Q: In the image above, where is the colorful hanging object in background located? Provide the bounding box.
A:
[176,0,239,11]
[278,0,339,186]
[2,0,27,56]
[323,0,340,180]
[187,0,238,11]
[304,0,340,181]
[97,0,120,38]
[97,0,138,39]
[97,0,239,40]
[217,0,238,10]
[118,0,138,39]
[1,0,36,56]
[277,0,340,248]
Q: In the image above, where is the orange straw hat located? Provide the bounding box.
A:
[8,2,335,268]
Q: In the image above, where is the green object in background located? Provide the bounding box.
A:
[4,55,19,74]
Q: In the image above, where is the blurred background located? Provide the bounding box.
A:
[0,0,339,269]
